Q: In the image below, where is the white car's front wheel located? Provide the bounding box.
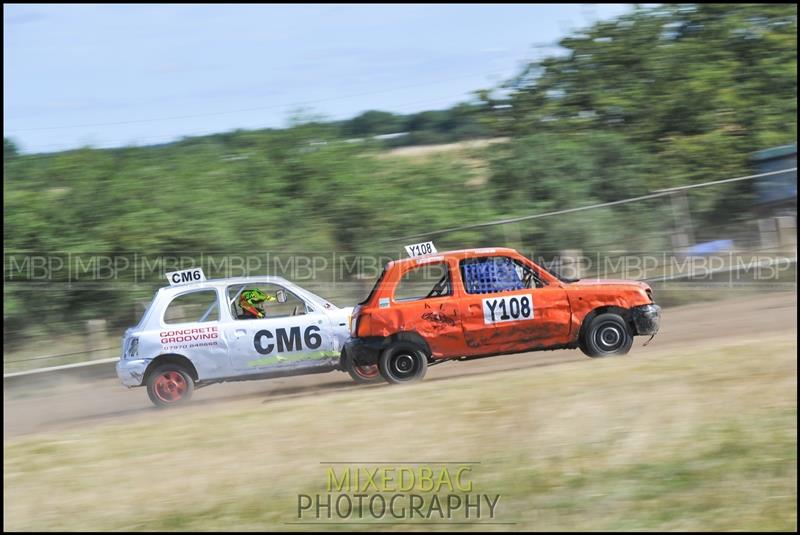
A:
[342,351,383,384]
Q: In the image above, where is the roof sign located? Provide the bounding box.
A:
[166,267,206,286]
[404,241,437,258]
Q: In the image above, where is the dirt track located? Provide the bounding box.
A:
[4,292,796,439]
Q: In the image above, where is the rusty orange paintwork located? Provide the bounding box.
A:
[352,247,655,359]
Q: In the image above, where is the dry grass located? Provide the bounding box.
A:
[380,138,509,159]
[376,137,509,188]
[4,334,797,531]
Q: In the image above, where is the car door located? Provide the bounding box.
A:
[158,287,231,379]
[389,259,464,358]
[223,282,335,372]
[458,255,571,354]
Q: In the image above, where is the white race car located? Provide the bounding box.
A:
[117,268,381,407]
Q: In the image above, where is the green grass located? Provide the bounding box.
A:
[4,335,797,531]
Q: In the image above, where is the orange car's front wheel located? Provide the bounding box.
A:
[579,313,634,358]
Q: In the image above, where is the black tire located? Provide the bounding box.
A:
[579,312,634,358]
[378,341,429,384]
[146,364,195,408]
[342,350,384,384]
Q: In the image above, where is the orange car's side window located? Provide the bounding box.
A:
[460,256,525,295]
[393,262,452,302]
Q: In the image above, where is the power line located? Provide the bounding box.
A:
[383,167,798,243]
[653,168,797,193]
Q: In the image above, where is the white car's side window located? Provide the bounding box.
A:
[227,283,308,320]
[163,290,219,324]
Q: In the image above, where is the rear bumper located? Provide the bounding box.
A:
[343,337,384,366]
[116,358,149,387]
[631,304,661,335]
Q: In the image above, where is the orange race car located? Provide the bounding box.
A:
[343,247,661,383]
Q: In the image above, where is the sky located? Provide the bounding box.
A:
[4,4,634,154]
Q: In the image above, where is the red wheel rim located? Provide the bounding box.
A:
[153,371,188,403]
[353,364,379,379]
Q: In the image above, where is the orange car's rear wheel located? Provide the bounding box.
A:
[379,341,428,384]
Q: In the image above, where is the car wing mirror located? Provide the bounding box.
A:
[276,289,288,303]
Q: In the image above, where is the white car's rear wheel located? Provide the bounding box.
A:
[147,365,194,408]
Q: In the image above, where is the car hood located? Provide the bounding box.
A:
[328,305,354,324]
[569,278,652,291]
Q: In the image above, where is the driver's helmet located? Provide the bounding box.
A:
[242,288,269,304]
[240,288,274,318]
